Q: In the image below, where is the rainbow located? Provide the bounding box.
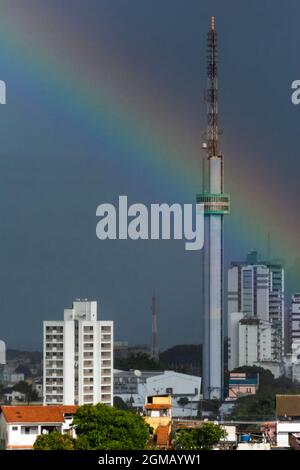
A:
[0,2,298,276]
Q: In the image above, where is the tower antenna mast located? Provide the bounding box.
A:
[206,15,219,158]
[151,295,159,362]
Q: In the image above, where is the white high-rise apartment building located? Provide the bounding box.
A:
[290,293,300,352]
[227,252,284,369]
[228,264,270,321]
[43,299,113,406]
[228,314,276,370]
[227,252,284,370]
[238,318,274,367]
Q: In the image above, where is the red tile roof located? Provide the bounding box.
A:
[145,404,171,410]
[0,406,67,423]
[59,405,79,415]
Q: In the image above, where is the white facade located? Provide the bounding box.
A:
[276,421,300,447]
[238,319,274,367]
[32,380,43,399]
[0,406,77,450]
[0,340,5,365]
[237,442,271,450]
[228,312,243,370]
[291,294,300,352]
[0,416,62,450]
[114,370,201,418]
[4,391,26,403]
[228,256,284,368]
[44,299,113,406]
[228,264,270,321]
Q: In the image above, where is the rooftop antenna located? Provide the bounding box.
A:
[151,295,159,362]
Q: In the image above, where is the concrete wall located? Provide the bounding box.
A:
[277,421,300,447]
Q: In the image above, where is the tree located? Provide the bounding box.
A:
[198,399,220,419]
[73,403,150,450]
[231,366,274,387]
[12,381,30,395]
[176,422,225,450]
[114,353,162,371]
[113,396,129,410]
[177,397,189,408]
[177,397,190,417]
[34,431,75,450]
[11,381,38,403]
[229,366,300,420]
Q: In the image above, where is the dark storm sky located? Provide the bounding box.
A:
[0,0,299,350]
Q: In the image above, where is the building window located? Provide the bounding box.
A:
[12,426,18,431]
[21,426,38,435]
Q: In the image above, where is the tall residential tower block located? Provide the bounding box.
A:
[43,299,113,406]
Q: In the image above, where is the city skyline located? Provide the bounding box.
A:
[0,1,300,350]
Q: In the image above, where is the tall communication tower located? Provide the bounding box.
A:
[197,17,230,399]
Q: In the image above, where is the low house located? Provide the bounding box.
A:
[0,405,78,450]
[4,391,26,404]
[228,372,259,399]
[276,394,300,448]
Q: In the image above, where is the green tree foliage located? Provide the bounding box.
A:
[229,366,300,420]
[12,381,30,394]
[73,403,150,450]
[114,353,162,371]
[7,381,39,403]
[34,431,74,450]
[231,366,274,387]
[198,398,221,419]
[177,397,189,407]
[113,396,129,410]
[176,422,224,450]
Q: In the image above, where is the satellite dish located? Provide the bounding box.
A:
[134,370,142,377]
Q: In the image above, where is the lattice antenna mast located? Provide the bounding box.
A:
[151,295,159,362]
[206,16,219,157]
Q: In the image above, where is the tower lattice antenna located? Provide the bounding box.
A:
[151,295,159,362]
[206,16,219,157]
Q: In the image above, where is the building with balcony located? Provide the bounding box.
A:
[144,395,172,447]
[43,299,113,406]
